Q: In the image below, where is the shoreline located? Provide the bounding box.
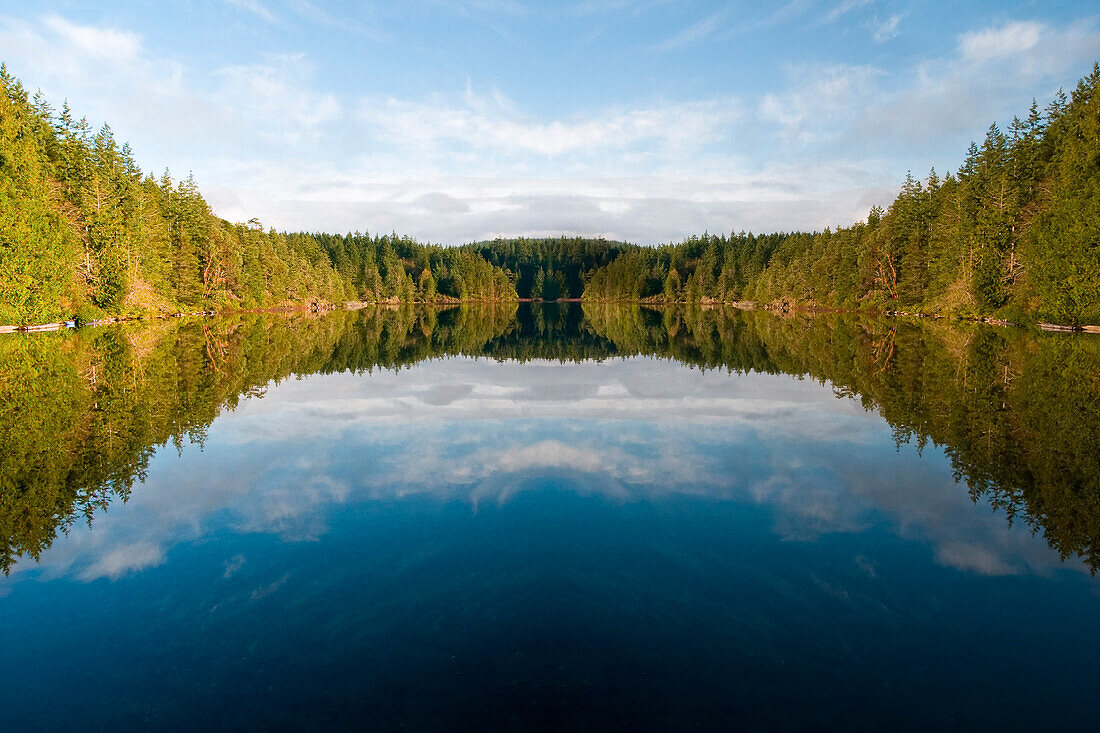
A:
[2,299,1098,335]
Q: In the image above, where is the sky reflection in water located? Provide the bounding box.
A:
[1,322,1098,729]
[3,356,1079,586]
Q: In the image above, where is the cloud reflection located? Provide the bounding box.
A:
[0,356,1082,586]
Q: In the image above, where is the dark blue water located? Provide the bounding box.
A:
[2,356,1097,730]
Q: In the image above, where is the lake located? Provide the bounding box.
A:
[1,303,1098,730]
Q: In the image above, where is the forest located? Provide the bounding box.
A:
[2,63,1099,326]
[582,64,1100,326]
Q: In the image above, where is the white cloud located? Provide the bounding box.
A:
[760,64,883,145]
[960,21,1042,61]
[250,572,290,600]
[42,13,141,62]
[79,541,166,581]
[754,1,813,30]
[656,9,727,50]
[223,0,277,23]
[867,13,902,42]
[230,471,350,541]
[0,356,1082,589]
[445,0,530,16]
[2,11,1098,244]
[199,143,900,242]
[217,55,341,144]
[358,88,739,160]
[223,554,246,578]
[657,1,811,50]
[936,542,1020,576]
[852,19,1100,155]
[490,441,605,472]
[571,0,642,15]
[0,13,221,156]
[750,473,871,541]
[826,0,874,23]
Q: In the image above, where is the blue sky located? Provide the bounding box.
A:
[2,1,1099,243]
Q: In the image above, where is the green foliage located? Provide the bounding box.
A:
[310,231,518,303]
[0,68,362,325]
[1022,65,1100,325]
[583,233,788,303]
[74,303,107,325]
[462,236,627,299]
[0,65,74,325]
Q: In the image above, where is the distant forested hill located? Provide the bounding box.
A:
[3,62,1099,326]
[460,237,629,299]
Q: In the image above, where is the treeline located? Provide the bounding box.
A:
[5,62,1100,326]
[582,232,788,302]
[585,65,1100,325]
[459,237,628,300]
[753,64,1100,325]
[0,65,349,326]
[313,232,516,303]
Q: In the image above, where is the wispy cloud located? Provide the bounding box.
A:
[3,10,1098,244]
[357,87,740,159]
[936,542,1020,576]
[572,0,635,14]
[760,64,883,145]
[79,541,166,581]
[222,0,277,24]
[657,1,811,50]
[250,572,291,600]
[755,0,813,30]
[223,554,246,578]
[281,0,388,39]
[960,20,1042,61]
[435,0,530,16]
[655,8,728,51]
[420,0,528,43]
[867,13,902,42]
[826,0,874,23]
[0,358,1075,587]
[217,54,341,144]
[853,19,1100,153]
[41,13,141,62]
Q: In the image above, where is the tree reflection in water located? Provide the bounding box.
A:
[1,303,1097,573]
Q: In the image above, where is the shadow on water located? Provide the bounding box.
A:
[1,302,1098,573]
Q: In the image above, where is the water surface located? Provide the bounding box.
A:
[1,304,1098,729]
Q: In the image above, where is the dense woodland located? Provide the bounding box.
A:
[459,237,627,300]
[0,65,350,326]
[583,65,1100,325]
[747,65,1100,326]
[2,304,1097,573]
[2,63,1099,325]
[312,231,517,303]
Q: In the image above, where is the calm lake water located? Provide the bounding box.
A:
[1,303,1098,730]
